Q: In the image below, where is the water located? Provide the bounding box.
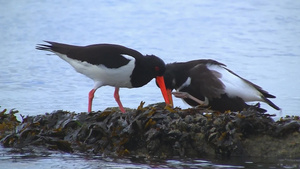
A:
[1,147,300,169]
[1,0,300,168]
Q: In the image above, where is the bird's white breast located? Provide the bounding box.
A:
[56,53,135,88]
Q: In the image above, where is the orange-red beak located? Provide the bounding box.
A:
[156,76,173,107]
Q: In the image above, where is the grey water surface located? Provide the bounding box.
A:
[1,0,300,168]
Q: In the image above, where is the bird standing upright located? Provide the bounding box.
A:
[159,59,280,112]
[36,41,170,113]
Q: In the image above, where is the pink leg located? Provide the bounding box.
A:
[172,91,209,106]
[88,89,96,113]
[114,87,125,113]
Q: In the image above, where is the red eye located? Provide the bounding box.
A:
[155,66,160,72]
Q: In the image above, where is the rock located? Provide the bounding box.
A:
[0,105,299,158]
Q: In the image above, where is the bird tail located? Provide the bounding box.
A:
[263,97,281,110]
[36,41,76,55]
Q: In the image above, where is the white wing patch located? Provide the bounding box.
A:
[207,64,263,102]
[177,77,191,91]
[55,53,135,88]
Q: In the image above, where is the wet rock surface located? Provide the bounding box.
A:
[1,103,300,158]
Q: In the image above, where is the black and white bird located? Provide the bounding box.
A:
[159,59,280,112]
[36,41,170,113]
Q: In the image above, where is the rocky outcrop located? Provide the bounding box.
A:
[1,103,299,158]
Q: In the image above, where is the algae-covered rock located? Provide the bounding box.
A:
[0,108,20,140]
[0,104,299,158]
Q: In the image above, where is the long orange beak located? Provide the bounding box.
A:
[156,76,173,107]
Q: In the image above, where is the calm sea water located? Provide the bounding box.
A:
[1,0,300,168]
[1,146,300,169]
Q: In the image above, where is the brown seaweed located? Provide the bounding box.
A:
[0,104,299,158]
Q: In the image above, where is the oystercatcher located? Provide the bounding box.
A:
[159,59,280,112]
[36,41,170,113]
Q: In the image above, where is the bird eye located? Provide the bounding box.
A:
[155,66,160,72]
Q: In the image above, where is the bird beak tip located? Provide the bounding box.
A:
[166,89,174,107]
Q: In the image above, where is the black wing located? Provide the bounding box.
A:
[36,41,144,69]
